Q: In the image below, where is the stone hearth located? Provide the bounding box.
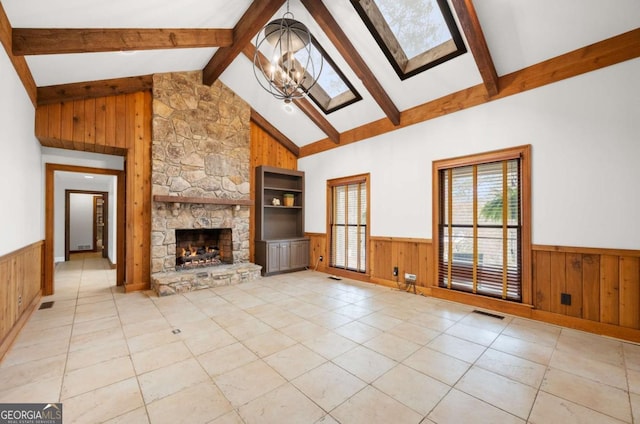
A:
[151,263,262,296]
[150,71,260,295]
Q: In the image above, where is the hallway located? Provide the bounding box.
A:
[0,255,639,423]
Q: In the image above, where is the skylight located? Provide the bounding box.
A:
[296,39,362,114]
[351,0,466,80]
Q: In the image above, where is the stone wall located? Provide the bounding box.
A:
[151,71,252,274]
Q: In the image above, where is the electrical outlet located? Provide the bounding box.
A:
[561,293,572,305]
[319,255,323,262]
[393,266,398,277]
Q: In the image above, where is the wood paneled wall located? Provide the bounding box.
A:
[533,245,640,329]
[307,233,327,272]
[249,120,297,261]
[309,231,640,341]
[369,237,433,289]
[0,241,43,360]
[36,92,152,292]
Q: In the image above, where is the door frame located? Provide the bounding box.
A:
[44,164,125,295]
[64,190,109,260]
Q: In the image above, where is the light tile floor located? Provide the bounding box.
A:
[1,253,640,423]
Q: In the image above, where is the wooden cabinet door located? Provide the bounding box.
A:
[290,239,309,269]
[279,242,291,271]
[267,242,281,273]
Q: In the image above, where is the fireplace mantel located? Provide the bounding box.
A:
[153,195,253,206]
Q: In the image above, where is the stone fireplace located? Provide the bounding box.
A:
[150,71,261,295]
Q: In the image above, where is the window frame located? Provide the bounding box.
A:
[326,173,370,276]
[432,145,532,304]
[305,37,363,114]
[351,0,467,80]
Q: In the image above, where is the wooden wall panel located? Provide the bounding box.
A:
[530,246,640,332]
[84,98,96,147]
[36,97,130,155]
[94,97,106,153]
[47,103,62,148]
[565,253,583,318]
[249,121,297,262]
[582,254,600,321]
[619,256,640,328]
[600,254,620,325]
[367,237,433,288]
[124,91,152,292]
[533,251,551,311]
[549,252,566,314]
[307,233,327,272]
[36,92,152,292]
[0,242,43,361]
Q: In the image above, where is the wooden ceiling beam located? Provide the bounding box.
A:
[13,28,233,56]
[300,0,400,126]
[12,28,233,55]
[0,3,36,106]
[244,44,340,144]
[37,75,153,105]
[250,110,300,157]
[451,0,499,97]
[203,0,285,86]
[300,28,640,157]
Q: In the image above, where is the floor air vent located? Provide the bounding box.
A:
[39,301,54,310]
[472,309,504,320]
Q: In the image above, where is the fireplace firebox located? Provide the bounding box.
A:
[175,228,233,270]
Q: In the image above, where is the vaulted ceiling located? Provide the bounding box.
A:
[2,0,639,158]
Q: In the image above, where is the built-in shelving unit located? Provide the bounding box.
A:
[255,166,309,275]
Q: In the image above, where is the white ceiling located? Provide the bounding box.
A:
[3,0,639,148]
[55,171,115,192]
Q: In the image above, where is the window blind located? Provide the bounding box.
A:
[438,159,522,301]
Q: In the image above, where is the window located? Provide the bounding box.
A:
[351,0,466,80]
[433,146,531,302]
[328,174,369,273]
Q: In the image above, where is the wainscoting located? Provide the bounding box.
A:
[531,245,640,338]
[306,232,640,342]
[0,241,43,360]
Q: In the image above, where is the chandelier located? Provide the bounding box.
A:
[253,0,323,103]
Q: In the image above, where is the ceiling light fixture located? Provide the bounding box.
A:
[253,0,323,103]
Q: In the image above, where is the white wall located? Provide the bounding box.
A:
[300,58,640,250]
[108,176,118,263]
[69,193,95,251]
[0,50,43,256]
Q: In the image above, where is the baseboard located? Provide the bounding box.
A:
[429,287,535,318]
[0,292,41,363]
[370,277,430,296]
[531,309,640,343]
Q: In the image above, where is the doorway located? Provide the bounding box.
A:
[64,190,109,261]
[44,164,125,295]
